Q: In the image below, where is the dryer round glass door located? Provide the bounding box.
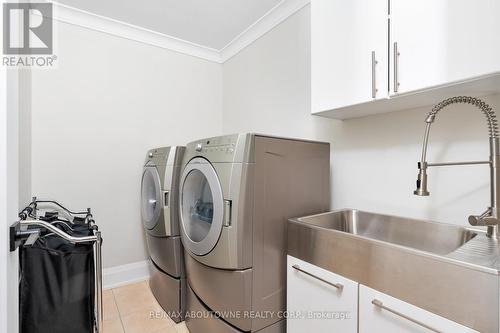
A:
[141,166,162,230]
[180,157,223,256]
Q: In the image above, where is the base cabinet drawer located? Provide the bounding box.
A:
[359,285,479,333]
[286,256,358,333]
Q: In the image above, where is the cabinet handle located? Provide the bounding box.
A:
[371,51,378,98]
[292,264,344,291]
[372,299,443,333]
[393,42,400,93]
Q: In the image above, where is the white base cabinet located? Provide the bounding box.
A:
[287,255,482,333]
[286,256,358,333]
[359,285,479,333]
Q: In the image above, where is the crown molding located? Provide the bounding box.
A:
[49,1,223,63]
[47,0,311,64]
[220,0,311,62]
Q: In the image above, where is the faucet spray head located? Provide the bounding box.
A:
[414,162,430,196]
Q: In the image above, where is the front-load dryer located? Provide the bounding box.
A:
[141,146,186,322]
[178,134,330,333]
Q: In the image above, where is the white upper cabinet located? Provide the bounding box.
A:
[312,0,500,119]
[390,0,500,95]
[311,0,388,113]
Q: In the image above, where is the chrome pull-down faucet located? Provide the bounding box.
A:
[414,96,500,238]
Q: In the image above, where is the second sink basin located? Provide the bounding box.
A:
[297,209,477,255]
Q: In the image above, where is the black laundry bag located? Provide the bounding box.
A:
[19,223,95,333]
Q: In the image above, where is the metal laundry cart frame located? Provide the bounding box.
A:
[10,199,103,333]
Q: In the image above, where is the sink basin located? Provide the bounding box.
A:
[287,209,498,333]
[297,209,477,255]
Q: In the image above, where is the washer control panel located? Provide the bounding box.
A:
[145,147,170,165]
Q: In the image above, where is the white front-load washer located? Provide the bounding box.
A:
[141,146,186,322]
[178,134,331,333]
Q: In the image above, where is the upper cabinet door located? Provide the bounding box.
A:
[391,0,500,95]
[311,0,388,114]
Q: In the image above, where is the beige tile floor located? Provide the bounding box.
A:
[103,281,190,333]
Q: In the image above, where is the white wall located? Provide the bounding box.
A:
[0,71,8,333]
[2,12,31,330]
[19,70,31,207]
[0,68,21,333]
[30,4,496,273]
[223,4,338,145]
[31,21,223,268]
[223,4,493,229]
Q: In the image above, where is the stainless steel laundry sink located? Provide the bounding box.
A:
[296,209,477,255]
[288,209,500,333]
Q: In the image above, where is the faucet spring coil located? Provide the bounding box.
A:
[426,96,499,138]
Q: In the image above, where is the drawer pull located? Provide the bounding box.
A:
[292,264,343,291]
[372,299,443,333]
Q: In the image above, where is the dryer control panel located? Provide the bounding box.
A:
[184,133,253,163]
[196,142,235,155]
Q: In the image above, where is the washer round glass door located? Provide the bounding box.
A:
[180,157,223,256]
[141,166,162,230]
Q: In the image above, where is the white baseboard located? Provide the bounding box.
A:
[103,260,152,290]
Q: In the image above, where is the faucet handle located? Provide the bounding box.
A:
[468,208,499,226]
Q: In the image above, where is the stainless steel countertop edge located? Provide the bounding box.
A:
[288,208,500,276]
